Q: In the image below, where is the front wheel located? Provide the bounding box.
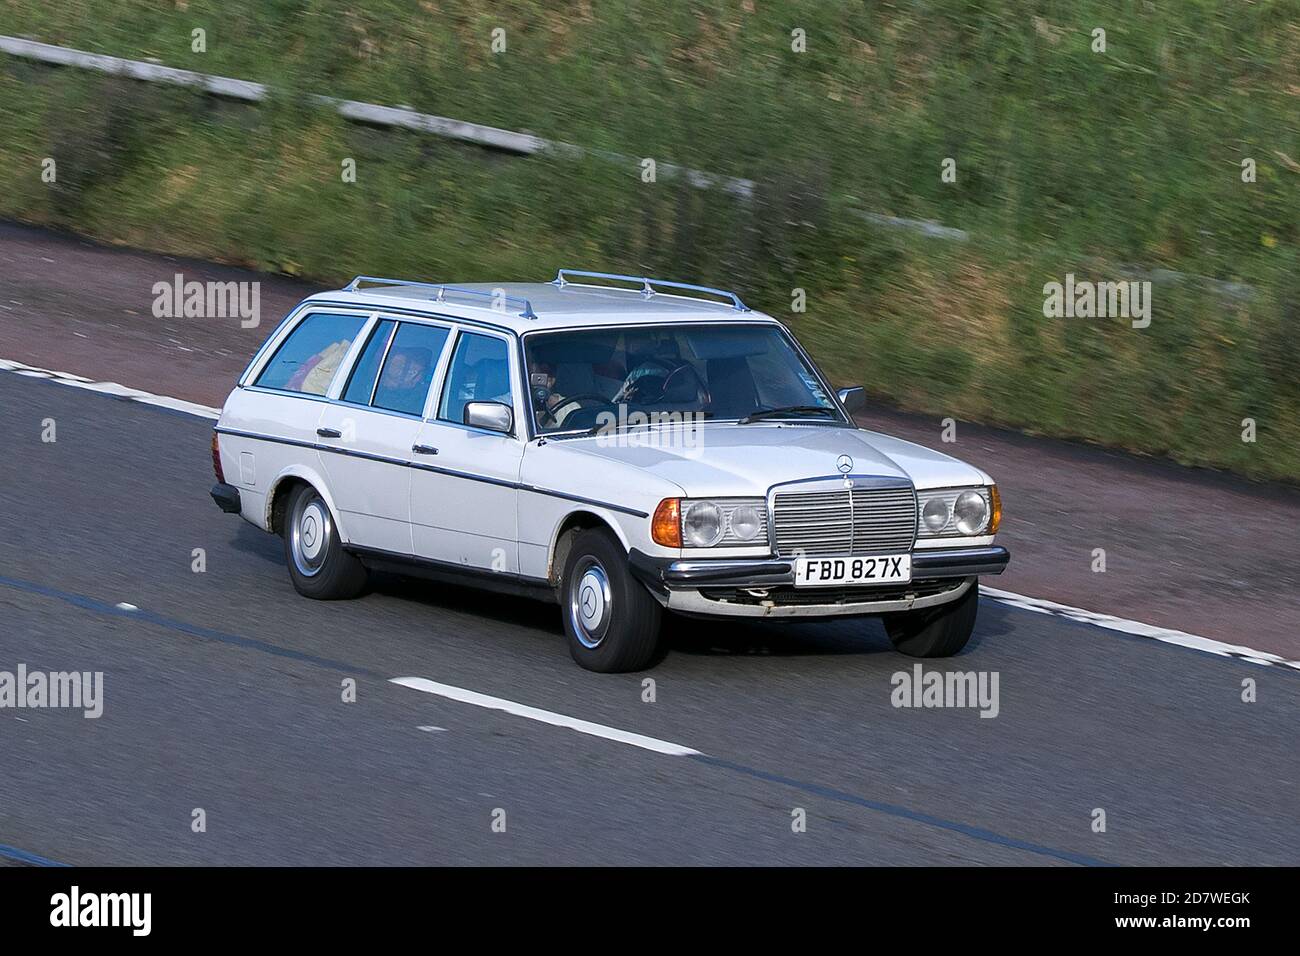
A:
[282,484,368,600]
[561,529,664,672]
[883,579,979,657]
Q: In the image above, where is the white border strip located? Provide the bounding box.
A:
[981,585,1300,671]
[2,355,1295,672]
[390,677,702,756]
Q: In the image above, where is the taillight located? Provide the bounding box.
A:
[211,431,225,483]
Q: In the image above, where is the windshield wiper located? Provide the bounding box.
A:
[739,405,838,424]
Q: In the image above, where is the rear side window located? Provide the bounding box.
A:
[341,319,396,405]
[371,323,450,416]
[256,312,367,396]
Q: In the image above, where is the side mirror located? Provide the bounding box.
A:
[464,401,513,434]
[837,386,866,415]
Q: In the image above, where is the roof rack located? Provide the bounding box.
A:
[344,276,537,320]
[552,269,750,312]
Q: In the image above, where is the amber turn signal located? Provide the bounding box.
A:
[988,484,1002,534]
[651,498,682,547]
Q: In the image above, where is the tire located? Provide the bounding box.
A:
[561,528,664,672]
[883,579,979,657]
[282,484,368,600]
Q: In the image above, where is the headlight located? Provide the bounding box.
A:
[921,496,950,532]
[653,498,768,547]
[953,490,989,535]
[729,505,763,541]
[682,501,724,547]
[916,487,995,537]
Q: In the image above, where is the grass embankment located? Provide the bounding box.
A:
[0,1,1297,478]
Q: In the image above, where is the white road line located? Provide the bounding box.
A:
[980,585,1300,671]
[390,677,702,756]
[0,357,220,419]
[3,355,1296,672]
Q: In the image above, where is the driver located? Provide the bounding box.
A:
[529,360,566,426]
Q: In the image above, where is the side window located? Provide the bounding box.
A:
[439,332,514,425]
[371,323,450,416]
[341,319,396,405]
[255,312,367,396]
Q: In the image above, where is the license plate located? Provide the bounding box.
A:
[793,554,911,587]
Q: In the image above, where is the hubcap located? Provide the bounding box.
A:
[290,493,331,577]
[569,558,612,649]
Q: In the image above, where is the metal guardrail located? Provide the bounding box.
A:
[0,35,754,198]
[0,35,1256,298]
[0,36,985,231]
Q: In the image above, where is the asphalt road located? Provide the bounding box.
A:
[0,372,1295,865]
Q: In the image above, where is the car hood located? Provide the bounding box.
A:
[555,422,987,497]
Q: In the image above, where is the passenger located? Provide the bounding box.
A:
[376,346,433,411]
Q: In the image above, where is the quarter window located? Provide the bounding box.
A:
[439,332,514,425]
[256,312,367,396]
[371,323,450,416]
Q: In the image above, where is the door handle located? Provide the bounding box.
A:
[316,427,342,439]
[412,444,439,455]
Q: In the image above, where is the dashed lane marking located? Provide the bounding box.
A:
[390,676,702,756]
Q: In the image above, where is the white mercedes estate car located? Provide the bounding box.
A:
[211,270,1009,671]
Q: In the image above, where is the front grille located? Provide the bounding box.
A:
[772,485,917,556]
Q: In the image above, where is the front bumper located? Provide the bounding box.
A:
[628,546,1008,618]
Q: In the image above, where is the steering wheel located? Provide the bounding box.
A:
[616,358,710,405]
[659,363,710,406]
[539,392,609,428]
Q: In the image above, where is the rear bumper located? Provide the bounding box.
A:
[628,546,1008,618]
[210,482,242,514]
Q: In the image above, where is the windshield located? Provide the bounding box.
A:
[523,323,839,434]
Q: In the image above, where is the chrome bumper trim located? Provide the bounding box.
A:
[659,578,973,618]
[912,546,1010,577]
[630,545,1008,590]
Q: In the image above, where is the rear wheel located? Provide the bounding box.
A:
[883,579,978,657]
[282,484,368,600]
[561,528,663,672]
